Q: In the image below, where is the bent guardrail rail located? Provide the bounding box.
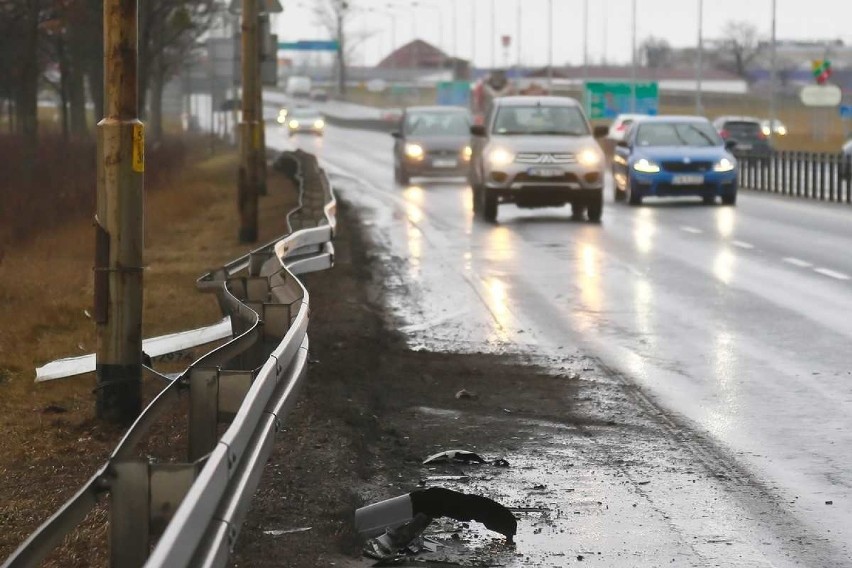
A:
[3,149,337,568]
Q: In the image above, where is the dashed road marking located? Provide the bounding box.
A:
[783,257,812,268]
[732,240,754,249]
[680,226,703,234]
[814,268,851,281]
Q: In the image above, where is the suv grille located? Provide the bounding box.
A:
[515,152,576,164]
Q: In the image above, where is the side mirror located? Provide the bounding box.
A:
[593,125,609,138]
[470,125,487,137]
[616,140,630,150]
[391,131,402,139]
[725,140,737,151]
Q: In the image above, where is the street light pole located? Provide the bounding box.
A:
[547,0,553,92]
[490,0,496,69]
[769,0,777,143]
[630,0,637,113]
[696,0,703,114]
[95,0,143,424]
[516,0,521,70]
[583,0,589,84]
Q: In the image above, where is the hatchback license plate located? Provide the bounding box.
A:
[672,174,704,185]
[433,159,457,168]
[528,167,563,177]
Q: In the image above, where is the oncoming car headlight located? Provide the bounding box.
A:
[404,143,424,159]
[288,119,300,129]
[314,119,325,129]
[714,157,736,172]
[633,158,661,173]
[577,148,601,167]
[488,147,514,166]
[462,145,472,161]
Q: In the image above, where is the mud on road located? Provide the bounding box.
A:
[233,199,832,567]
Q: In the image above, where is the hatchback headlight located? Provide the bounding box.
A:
[714,157,736,172]
[633,158,661,173]
[288,120,299,129]
[488,147,514,166]
[578,148,601,167]
[405,143,424,159]
[314,119,325,129]
[462,145,472,161]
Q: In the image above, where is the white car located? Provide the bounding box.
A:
[607,113,645,143]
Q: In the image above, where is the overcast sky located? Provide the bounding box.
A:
[273,0,852,68]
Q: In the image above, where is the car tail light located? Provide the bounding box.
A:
[720,129,729,139]
[616,124,626,131]
[757,130,767,140]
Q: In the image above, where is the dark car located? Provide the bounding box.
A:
[392,106,473,185]
[712,116,773,161]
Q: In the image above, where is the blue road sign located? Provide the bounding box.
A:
[278,40,339,51]
[839,104,852,119]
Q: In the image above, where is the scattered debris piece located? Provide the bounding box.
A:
[41,405,67,414]
[826,500,833,505]
[530,484,547,491]
[636,480,651,486]
[363,513,432,561]
[455,389,478,400]
[263,527,312,536]
[423,450,486,465]
[355,487,517,549]
[491,458,510,468]
[420,475,471,484]
[509,507,550,513]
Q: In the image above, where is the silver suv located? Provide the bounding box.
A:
[469,96,607,222]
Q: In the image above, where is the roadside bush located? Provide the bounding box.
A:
[0,134,187,257]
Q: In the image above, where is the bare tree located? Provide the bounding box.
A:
[640,36,672,69]
[312,0,355,96]
[716,21,763,79]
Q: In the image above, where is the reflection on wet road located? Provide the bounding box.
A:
[266,122,852,564]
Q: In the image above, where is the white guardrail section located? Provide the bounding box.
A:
[3,150,337,568]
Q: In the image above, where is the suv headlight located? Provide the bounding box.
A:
[405,143,424,159]
[313,119,325,129]
[713,157,736,172]
[633,158,661,173]
[488,147,514,166]
[577,148,601,167]
[288,120,299,129]
[462,145,472,161]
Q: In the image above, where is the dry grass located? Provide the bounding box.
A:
[0,141,298,565]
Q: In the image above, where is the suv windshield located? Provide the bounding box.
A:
[493,105,589,136]
[635,122,722,147]
[404,112,470,136]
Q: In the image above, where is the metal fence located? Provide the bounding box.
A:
[3,150,336,568]
[737,151,852,203]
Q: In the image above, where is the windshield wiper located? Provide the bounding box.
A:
[530,130,586,136]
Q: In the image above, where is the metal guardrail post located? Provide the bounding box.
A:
[190,368,221,461]
[110,461,150,567]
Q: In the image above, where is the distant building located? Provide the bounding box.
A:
[377,39,470,78]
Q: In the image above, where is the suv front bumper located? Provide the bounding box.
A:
[484,167,603,206]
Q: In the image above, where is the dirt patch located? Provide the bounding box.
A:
[232,198,630,567]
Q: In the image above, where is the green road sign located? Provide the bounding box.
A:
[584,82,659,120]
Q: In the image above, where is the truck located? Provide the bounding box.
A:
[286,76,312,98]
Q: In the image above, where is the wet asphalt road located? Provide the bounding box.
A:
[264,120,852,565]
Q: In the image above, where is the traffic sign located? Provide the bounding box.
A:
[839,105,852,119]
[584,82,659,119]
[800,84,842,107]
[811,59,832,84]
[437,81,471,107]
[278,40,340,51]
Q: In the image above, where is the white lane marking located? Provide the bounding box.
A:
[814,268,851,281]
[680,226,703,234]
[783,257,813,268]
[731,240,754,249]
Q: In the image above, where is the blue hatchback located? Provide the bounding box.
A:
[612,116,738,206]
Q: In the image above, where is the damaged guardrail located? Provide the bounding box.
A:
[3,150,336,568]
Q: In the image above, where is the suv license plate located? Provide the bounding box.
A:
[672,174,704,185]
[433,159,457,168]
[737,143,753,151]
[529,167,563,177]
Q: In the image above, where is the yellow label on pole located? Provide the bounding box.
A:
[132,124,145,172]
[253,125,262,150]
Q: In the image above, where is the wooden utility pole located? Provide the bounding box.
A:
[256,13,269,196]
[95,0,143,422]
[238,0,261,243]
